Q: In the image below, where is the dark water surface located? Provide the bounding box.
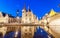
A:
[0,27,49,38]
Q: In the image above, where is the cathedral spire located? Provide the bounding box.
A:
[22,2,27,12]
[28,5,31,12]
[23,3,26,10]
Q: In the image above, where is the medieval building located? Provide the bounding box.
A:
[21,6,39,24]
[0,6,40,38]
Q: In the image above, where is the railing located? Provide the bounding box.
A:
[0,23,42,26]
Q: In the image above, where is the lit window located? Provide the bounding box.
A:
[26,14,27,16]
[29,18,31,21]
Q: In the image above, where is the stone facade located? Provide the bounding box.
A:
[21,7,39,24]
[0,12,9,23]
[0,6,40,38]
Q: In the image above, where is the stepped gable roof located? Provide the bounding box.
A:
[2,12,15,18]
[2,12,6,17]
[28,6,31,12]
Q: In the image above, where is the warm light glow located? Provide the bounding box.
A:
[49,19,60,33]
[15,31,18,37]
[48,35,51,38]
[44,26,48,31]
[49,9,56,16]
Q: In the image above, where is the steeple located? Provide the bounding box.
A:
[22,3,27,12]
[28,0,31,12]
[23,3,26,10]
[49,9,56,16]
[28,6,31,12]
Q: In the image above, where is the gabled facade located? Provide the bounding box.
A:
[0,12,9,23]
[48,9,57,17]
[0,6,39,24]
[21,6,39,24]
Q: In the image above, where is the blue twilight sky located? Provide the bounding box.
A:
[0,0,60,18]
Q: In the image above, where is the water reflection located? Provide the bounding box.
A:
[33,26,48,38]
[3,26,53,38]
[4,31,21,38]
[17,31,21,38]
[0,32,3,38]
[4,31,15,38]
[14,31,21,38]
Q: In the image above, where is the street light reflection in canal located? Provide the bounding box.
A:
[3,26,50,38]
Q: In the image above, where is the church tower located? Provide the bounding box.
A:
[21,5,35,38]
[22,5,27,23]
[27,6,35,23]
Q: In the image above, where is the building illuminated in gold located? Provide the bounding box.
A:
[0,6,40,38]
[22,6,39,24]
[40,9,60,38]
[0,6,60,38]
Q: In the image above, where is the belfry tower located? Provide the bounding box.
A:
[22,4,27,23]
[21,4,35,38]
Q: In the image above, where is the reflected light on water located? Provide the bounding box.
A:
[15,31,18,37]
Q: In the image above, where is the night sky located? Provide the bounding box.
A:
[0,0,60,18]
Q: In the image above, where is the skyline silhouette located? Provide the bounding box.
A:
[0,0,60,19]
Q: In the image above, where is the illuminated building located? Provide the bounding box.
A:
[21,6,38,38]
[40,9,60,38]
[0,12,9,23]
[0,6,59,38]
[22,6,39,24]
[0,5,40,38]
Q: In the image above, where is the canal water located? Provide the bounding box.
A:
[1,26,50,38]
[34,27,48,38]
[4,31,21,38]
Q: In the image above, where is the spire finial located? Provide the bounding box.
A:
[24,3,26,10]
[22,1,27,12]
[28,5,31,12]
[23,1,26,10]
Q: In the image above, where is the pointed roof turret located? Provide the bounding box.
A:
[23,4,26,10]
[22,4,27,12]
[49,9,57,16]
[28,6,31,12]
